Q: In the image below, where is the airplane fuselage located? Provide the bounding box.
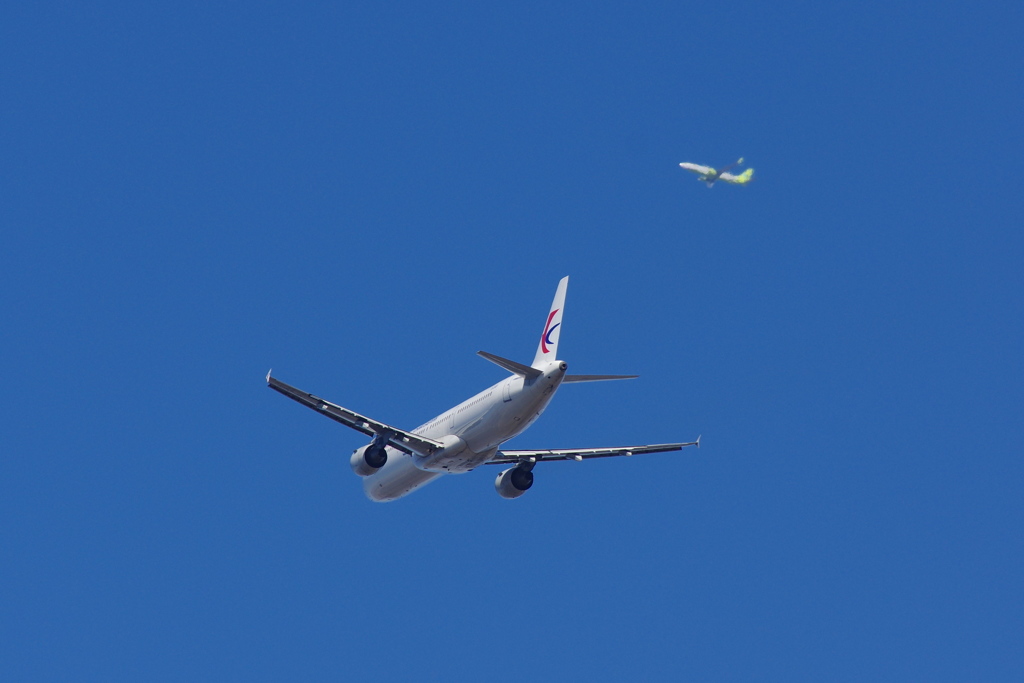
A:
[362,360,568,501]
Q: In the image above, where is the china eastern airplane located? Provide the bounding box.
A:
[267,277,699,501]
[680,158,754,187]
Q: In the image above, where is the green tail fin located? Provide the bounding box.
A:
[733,168,754,184]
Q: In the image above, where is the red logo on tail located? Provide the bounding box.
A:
[541,309,560,354]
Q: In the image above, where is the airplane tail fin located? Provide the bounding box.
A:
[532,276,568,368]
[723,168,754,185]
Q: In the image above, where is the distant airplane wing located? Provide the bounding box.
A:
[267,372,444,457]
[716,157,743,175]
[679,162,715,176]
[720,168,754,185]
[487,439,699,464]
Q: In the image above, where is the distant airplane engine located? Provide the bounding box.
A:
[350,443,387,477]
[494,466,534,499]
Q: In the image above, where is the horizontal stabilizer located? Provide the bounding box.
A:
[562,374,638,383]
[477,351,542,379]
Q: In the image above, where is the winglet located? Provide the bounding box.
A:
[696,434,701,448]
[266,369,273,384]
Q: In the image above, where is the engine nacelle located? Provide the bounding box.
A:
[494,466,534,499]
[350,443,387,477]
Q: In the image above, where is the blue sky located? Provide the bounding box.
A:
[2,1,1022,680]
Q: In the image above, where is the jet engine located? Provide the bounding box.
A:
[350,442,388,477]
[494,466,534,499]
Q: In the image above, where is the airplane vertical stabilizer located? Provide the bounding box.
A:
[532,276,568,368]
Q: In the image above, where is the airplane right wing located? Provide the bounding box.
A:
[487,439,699,464]
[679,162,714,176]
[266,372,444,457]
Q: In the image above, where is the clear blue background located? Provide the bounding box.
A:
[2,1,1022,680]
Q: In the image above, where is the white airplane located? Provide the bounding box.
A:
[679,158,754,187]
[267,277,699,501]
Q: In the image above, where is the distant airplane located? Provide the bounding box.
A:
[267,277,699,502]
[680,158,754,187]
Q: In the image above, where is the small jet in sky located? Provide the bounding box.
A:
[267,277,699,501]
[679,158,754,187]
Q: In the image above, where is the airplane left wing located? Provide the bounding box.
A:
[487,439,699,465]
[266,372,444,457]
